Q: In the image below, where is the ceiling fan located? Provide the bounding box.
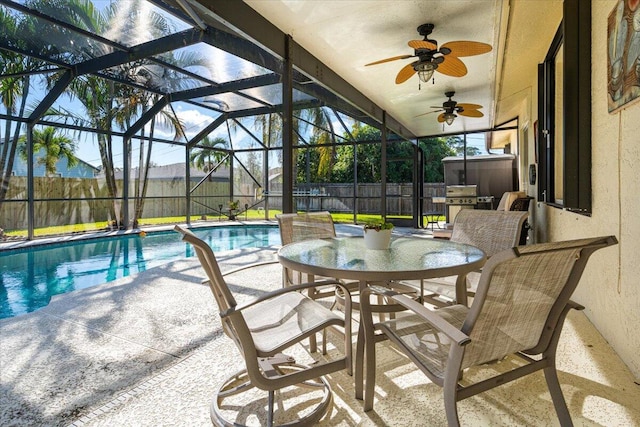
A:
[416,91,484,126]
[365,23,492,86]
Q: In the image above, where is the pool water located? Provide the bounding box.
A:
[0,225,280,319]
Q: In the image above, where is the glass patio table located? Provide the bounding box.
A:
[277,236,486,305]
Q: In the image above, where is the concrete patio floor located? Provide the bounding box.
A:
[1,225,639,426]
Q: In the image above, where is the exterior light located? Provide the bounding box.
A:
[444,112,457,125]
[416,62,436,83]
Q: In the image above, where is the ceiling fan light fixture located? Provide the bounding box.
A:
[416,62,436,82]
[444,112,457,125]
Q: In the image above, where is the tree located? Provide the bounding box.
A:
[447,136,481,156]
[190,136,228,172]
[328,123,413,183]
[38,0,199,227]
[0,5,50,208]
[418,137,457,182]
[17,127,78,176]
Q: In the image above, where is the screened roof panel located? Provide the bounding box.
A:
[101,61,209,94]
[228,121,264,150]
[170,101,222,139]
[198,92,269,113]
[160,43,274,85]
[18,0,192,48]
[41,74,163,129]
[0,5,116,64]
[196,124,232,150]
[237,84,317,107]
[233,116,265,145]
[0,71,57,119]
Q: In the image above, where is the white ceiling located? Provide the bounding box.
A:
[244,0,563,139]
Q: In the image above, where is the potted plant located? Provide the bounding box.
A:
[228,200,240,220]
[363,219,394,249]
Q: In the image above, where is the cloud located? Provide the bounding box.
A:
[150,106,219,140]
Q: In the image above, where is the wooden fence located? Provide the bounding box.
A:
[0,177,445,231]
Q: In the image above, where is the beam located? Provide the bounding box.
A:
[187,114,228,149]
[124,97,170,139]
[74,28,205,76]
[282,34,294,213]
[227,99,323,120]
[181,0,415,139]
[28,28,205,124]
[170,73,281,102]
[124,73,280,139]
[293,82,383,130]
[28,70,74,124]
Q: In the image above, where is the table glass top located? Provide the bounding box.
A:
[278,236,485,278]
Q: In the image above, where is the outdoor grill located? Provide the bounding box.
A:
[445,185,478,206]
[445,185,478,222]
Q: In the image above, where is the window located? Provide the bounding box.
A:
[537,0,592,214]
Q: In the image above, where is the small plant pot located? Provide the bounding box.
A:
[363,228,392,250]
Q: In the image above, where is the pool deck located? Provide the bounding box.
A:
[1,223,639,426]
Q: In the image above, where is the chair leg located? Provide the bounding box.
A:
[377,295,385,321]
[543,304,575,426]
[363,327,377,411]
[267,389,275,427]
[443,373,461,427]
[354,325,365,400]
[544,366,574,426]
[309,334,318,353]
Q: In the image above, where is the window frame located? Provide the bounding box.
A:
[537,0,592,215]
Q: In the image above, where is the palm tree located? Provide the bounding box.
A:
[17,127,78,176]
[0,6,47,207]
[190,136,229,173]
[40,0,200,227]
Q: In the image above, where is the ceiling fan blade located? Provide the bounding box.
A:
[436,55,467,77]
[414,109,443,118]
[457,103,483,110]
[437,113,446,123]
[408,40,437,50]
[459,109,484,118]
[395,62,417,84]
[441,41,492,57]
[365,54,414,66]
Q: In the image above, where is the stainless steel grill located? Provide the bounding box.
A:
[445,185,478,222]
[445,185,478,205]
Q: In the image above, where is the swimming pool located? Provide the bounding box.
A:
[0,225,281,319]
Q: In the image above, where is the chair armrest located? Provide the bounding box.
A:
[567,299,585,311]
[362,285,470,346]
[220,280,350,318]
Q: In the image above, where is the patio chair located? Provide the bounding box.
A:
[496,191,526,211]
[357,235,617,426]
[423,196,446,231]
[508,196,534,244]
[174,225,352,427]
[276,212,340,290]
[421,209,529,306]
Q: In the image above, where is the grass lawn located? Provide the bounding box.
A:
[3,211,423,239]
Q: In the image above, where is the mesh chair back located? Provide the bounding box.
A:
[174,226,241,344]
[510,196,534,211]
[277,211,336,245]
[461,236,616,368]
[277,212,337,287]
[451,209,528,258]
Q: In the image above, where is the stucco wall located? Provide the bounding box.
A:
[530,0,640,380]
